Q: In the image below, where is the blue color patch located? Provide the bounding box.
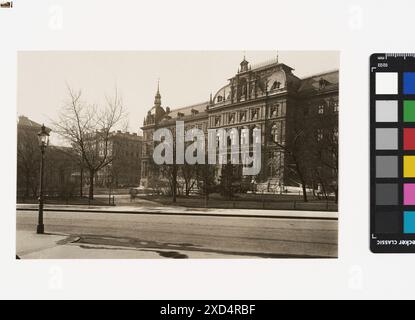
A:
[404,211,415,234]
[403,72,415,94]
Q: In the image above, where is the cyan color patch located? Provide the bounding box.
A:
[404,211,415,234]
[403,72,415,94]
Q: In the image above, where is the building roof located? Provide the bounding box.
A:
[213,84,232,103]
[110,130,142,141]
[17,115,52,133]
[249,60,294,73]
[297,70,339,95]
[18,115,42,128]
[144,58,338,125]
[165,101,209,119]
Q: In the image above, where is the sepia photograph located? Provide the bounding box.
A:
[16,51,339,259]
[0,1,13,8]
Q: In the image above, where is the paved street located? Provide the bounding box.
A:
[16,210,338,259]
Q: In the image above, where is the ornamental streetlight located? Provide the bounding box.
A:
[37,124,49,234]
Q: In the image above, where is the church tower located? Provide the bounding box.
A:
[154,80,161,108]
[148,80,165,124]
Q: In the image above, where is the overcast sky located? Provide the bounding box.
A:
[17,51,339,145]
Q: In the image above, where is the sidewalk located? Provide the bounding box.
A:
[16,231,71,258]
[15,230,162,259]
[16,230,253,259]
[16,203,338,220]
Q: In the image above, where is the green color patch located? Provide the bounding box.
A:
[404,100,415,122]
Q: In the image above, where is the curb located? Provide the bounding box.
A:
[16,207,338,221]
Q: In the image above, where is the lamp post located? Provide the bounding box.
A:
[37,124,49,234]
[107,171,113,206]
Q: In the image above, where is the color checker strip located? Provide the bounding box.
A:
[370,54,415,253]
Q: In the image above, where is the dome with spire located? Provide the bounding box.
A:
[149,80,165,122]
[153,80,161,109]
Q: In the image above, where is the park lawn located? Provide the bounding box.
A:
[141,193,337,211]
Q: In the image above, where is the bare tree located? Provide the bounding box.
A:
[271,125,311,203]
[270,101,338,203]
[51,146,86,197]
[312,127,338,203]
[160,162,178,202]
[53,86,127,200]
[179,163,197,196]
[304,101,338,203]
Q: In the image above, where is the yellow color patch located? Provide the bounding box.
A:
[404,156,415,178]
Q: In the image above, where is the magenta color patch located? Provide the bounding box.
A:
[404,184,415,205]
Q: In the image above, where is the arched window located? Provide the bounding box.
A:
[241,126,249,145]
[271,81,281,90]
[254,126,261,144]
[216,131,221,148]
[229,129,238,146]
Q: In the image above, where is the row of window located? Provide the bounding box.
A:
[213,103,286,127]
[114,141,141,148]
[213,107,262,127]
[316,128,339,141]
[212,100,334,125]
[114,150,140,158]
[214,79,285,105]
[270,126,338,144]
[184,123,205,131]
[310,101,339,115]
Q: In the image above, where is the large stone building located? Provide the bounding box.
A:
[140,57,338,193]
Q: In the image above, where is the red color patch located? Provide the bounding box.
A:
[404,128,415,150]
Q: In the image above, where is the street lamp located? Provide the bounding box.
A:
[37,124,49,234]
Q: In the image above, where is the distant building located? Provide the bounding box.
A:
[17,116,79,199]
[17,116,43,198]
[97,130,142,187]
[140,57,338,194]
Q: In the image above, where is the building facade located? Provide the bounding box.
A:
[140,57,338,193]
[97,131,143,188]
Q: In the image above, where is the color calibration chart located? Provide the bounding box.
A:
[370,54,415,253]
